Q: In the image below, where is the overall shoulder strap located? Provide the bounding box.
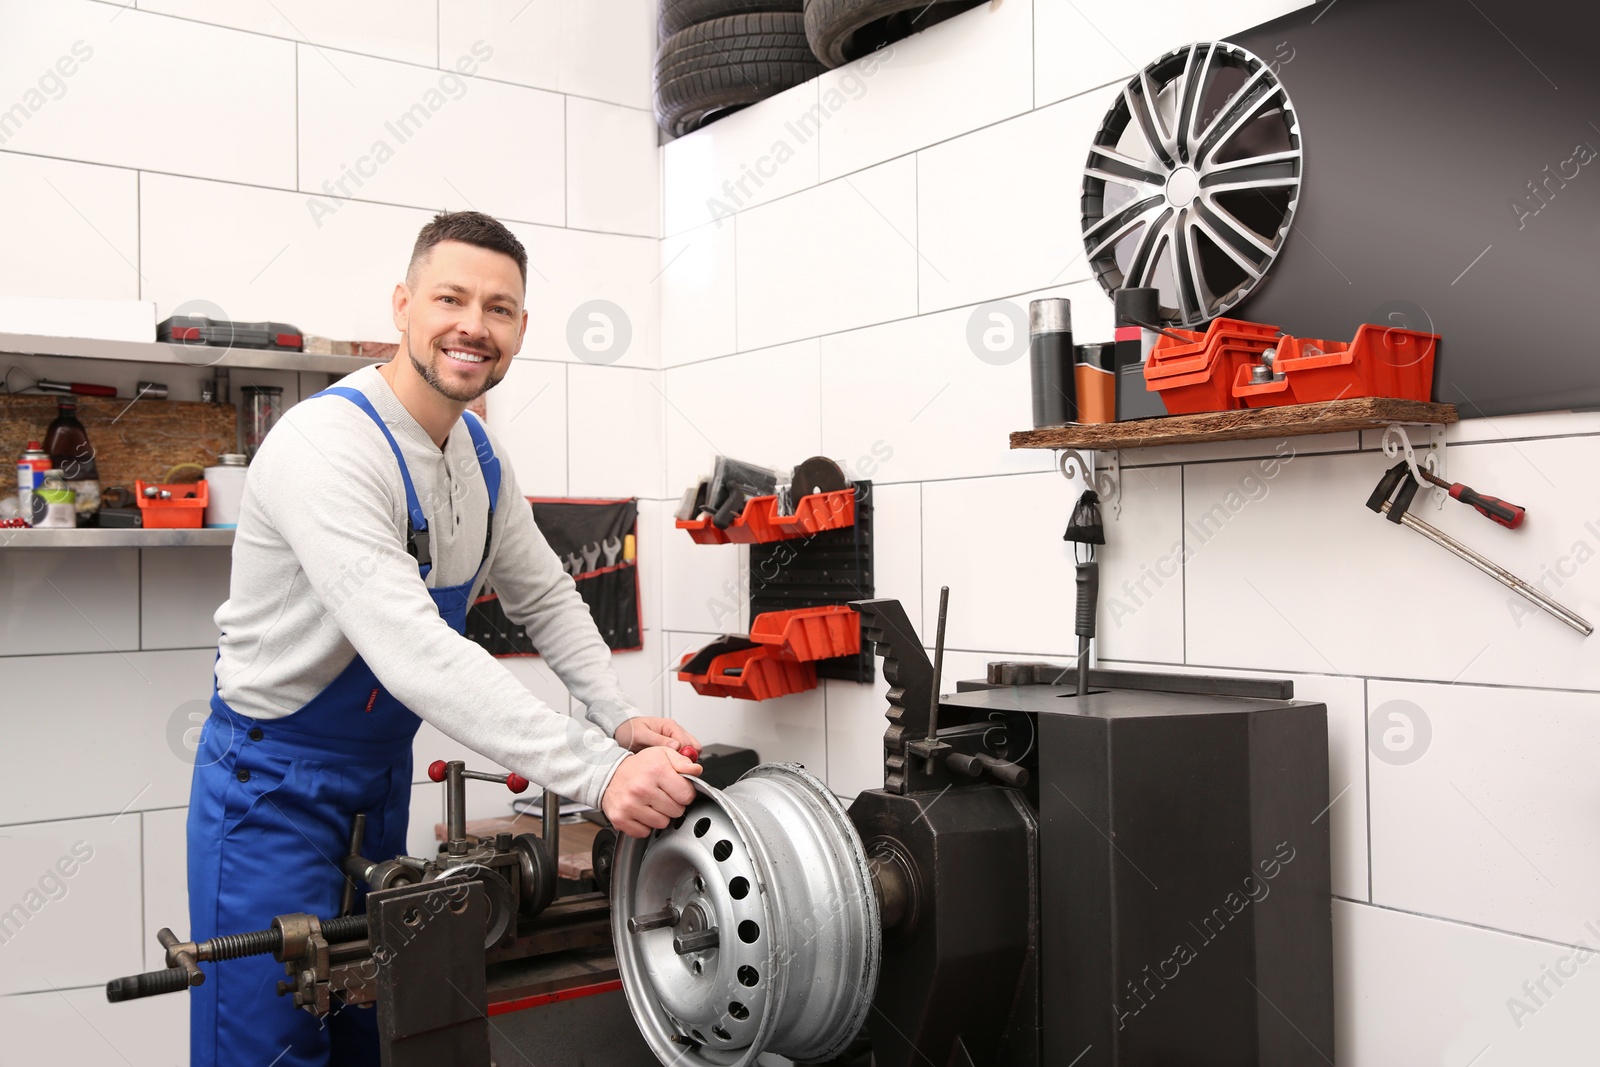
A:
[312,386,432,575]
[459,410,501,569]
[460,410,502,507]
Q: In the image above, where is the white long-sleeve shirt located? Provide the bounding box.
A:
[213,365,635,808]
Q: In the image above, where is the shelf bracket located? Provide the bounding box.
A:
[1058,448,1121,519]
[1380,423,1448,509]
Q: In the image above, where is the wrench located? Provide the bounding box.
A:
[565,551,583,575]
[582,541,602,572]
[601,535,622,567]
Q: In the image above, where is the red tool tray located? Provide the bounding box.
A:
[1231,325,1439,408]
[1143,317,1282,414]
[677,605,861,701]
[675,487,856,545]
[134,479,208,529]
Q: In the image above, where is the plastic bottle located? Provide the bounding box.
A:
[43,399,100,525]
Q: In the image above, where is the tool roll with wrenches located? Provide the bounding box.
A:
[468,496,642,655]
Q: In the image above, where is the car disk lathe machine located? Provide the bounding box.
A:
[108,597,1334,1067]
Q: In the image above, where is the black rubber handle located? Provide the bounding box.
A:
[1075,561,1099,639]
[106,967,193,1002]
[711,489,746,529]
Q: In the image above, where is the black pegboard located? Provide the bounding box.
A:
[748,479,875,684]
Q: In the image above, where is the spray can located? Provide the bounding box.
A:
[1028,298,1075,427]
[17,442,51,525]
[1075,342,1116,423]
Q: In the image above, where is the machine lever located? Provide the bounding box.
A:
[430,759,530,855]
[673,928,720,954]
[156,928,204,989]
[106,966,192,1003]
[628,905,680,934]
[975,753,1029,788]
[945,753,984,778]
[106,914,370,1004]
[340,813,367,917]
[945,751,1029,787]
[427,759,530,793]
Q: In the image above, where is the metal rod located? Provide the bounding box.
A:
[1127,315,1200,345]
[156,928,204,987]
[1076,637,1091,700]
[1074,559,1100,699]
[673,928,720,955]
[543,787,560,861]
[1381,501,1592,635]
[925,586,951,774]
[446,761,467,853]
[340,813,366,917]
[628,905,679,934]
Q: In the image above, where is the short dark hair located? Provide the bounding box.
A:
[408,210,528,287]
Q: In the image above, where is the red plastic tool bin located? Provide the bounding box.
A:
[675,487,856,545]
[677,605,862,701]
[1231,325,1439,408]
[1142,318,1282,414]
[134,479,208,529]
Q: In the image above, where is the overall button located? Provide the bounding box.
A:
[236,768,251,783]
[248,727,264,742]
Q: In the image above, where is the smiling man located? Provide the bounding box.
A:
[187,211,699,1067]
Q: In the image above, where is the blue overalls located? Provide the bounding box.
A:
[187,388,501,1067]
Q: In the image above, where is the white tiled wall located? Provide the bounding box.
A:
[0,0,662,1051]
[8,0,1598,1062]
[733,155,918,351]
[0,1,296,187]
[654,1,1600,1062]
[296,44,567,226]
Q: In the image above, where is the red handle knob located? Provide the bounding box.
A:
[429,759,528,792]
[679,746,700,763]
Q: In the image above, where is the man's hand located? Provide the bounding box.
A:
[614,716,701,754]
[602,747,702,838]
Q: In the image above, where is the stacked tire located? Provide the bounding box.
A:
[654,1,819,137]
[802,0,984,68]
[652,0,987,137]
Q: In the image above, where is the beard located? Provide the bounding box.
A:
[407,332,507,403]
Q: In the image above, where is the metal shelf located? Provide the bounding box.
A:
[0,527,235,549]
[0,332,385,376]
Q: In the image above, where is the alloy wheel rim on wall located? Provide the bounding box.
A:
[611,763,880,1065]
[1080,41,1304,327]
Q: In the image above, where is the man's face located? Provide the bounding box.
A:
[393,240,526,403]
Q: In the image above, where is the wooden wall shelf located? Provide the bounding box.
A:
[1010,398,1458,451]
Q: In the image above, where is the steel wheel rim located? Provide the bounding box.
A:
[1080,41,1303,327]
[612,763,880,1066]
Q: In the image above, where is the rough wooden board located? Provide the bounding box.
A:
[1009,398,1458,450]
[1,395,238,489]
